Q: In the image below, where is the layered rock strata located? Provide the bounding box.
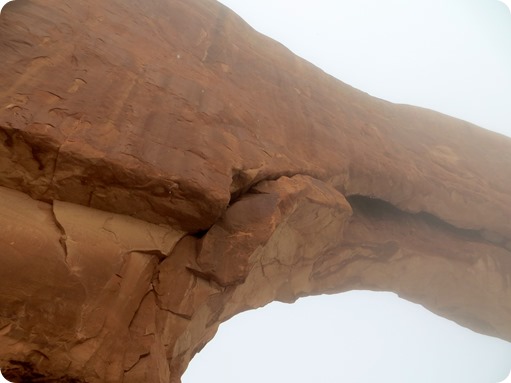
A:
[0,0,510,382]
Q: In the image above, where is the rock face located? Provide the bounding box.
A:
[0,0,510,382]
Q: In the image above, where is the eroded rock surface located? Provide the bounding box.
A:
[0,0,510,382]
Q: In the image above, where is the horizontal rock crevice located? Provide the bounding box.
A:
[346,194,511,253]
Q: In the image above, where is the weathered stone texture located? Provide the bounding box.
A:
[0,0,510,382]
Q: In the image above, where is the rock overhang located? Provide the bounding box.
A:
[0,0,510,382]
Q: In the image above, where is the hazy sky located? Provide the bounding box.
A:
[184,1,511,383]
[0,1,510,383]
[215,0,511,138]
[184,292,511,383]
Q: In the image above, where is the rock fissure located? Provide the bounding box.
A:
[346,194,511,254]
[50,202,70,265]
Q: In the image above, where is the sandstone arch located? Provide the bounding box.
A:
[0,0,510,382]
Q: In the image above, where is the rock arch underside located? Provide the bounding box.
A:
[0,0,510,381]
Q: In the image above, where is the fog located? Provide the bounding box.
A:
[184,291,511,383]
[0,0,510,382]
[184,1,511,383]
[216,0,511,138]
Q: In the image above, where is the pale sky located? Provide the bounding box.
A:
[215,0,511,138]
[0,1,510,383]
[184,1,511,383]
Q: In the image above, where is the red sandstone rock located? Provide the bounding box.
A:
[0,0,510,382]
